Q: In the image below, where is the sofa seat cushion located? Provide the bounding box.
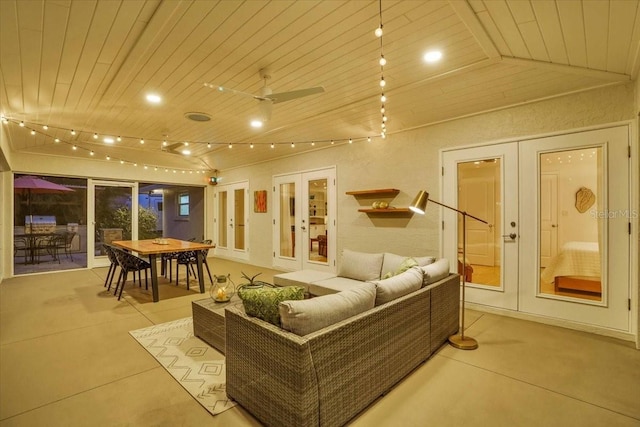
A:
[238,286,305,326]
[338,249,384,281]
[273,270,336,294]
[421,258,451,286]
[371,266,423,305]
[309,276,365,296]
[279,283,376,336]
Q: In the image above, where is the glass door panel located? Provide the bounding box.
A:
[234,188,245,250]
[538,148,603,302]
[91,181,136,268]
[218,190,228,248]
[279,182,296,258]
[308,179,328,263]
[457,159,501,288]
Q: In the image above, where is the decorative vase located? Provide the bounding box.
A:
[210,274,235,303]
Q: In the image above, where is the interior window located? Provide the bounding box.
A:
[178,193,190,217]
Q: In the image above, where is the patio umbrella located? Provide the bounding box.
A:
[14,175,75,218]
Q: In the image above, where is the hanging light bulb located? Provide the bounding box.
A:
[381,106,385,113]
[367,137,372,142]
[89,151,95,156]
[379,55,386,66]
[250,143,254,148]
[379,77,386,87]
[375,26,383,37]
[71,129,76,135]
[380,94,386,103]
[228,143,232,149]
[19,121,24,127]
[162,140,168,147]
[382,115,387,122]
[93,133,98,139]
[139,138,144,144]
[43,125,48,130]
[106,155,111,160]
[348,138,353,144]
[207,143,211,148]
[270,143,275,149]
[117,136,122,142]
[30,130,36,135]
[72,145,77,150]
[54,138,60,143]
[291,142,295,148]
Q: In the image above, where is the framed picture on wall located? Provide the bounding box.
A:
[254,190,267,213]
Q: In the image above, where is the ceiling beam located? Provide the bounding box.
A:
[448,0,500,59]
[500,56,631,82]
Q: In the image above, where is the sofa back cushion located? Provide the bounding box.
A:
[279,283,376,336]
[421,258,451,286]
[338,249,384,281]
[371,266,423,306]
[381,253,436,278]
[239,286,305,326]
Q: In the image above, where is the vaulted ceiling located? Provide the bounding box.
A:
[1,0,639,173]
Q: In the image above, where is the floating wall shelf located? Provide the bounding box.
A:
[347,189,413,215]
[345,188,400,196]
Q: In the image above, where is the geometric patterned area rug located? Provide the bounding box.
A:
[129,317,236,415]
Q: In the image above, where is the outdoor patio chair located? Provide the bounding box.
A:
[113,248,151,300]
[102,244,120,290]
[175,239,213,290]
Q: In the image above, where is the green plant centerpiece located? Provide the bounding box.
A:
[237,272,273,300]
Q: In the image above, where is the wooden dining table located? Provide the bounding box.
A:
[111,238,215,302]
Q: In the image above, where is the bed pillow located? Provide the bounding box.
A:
[371,266,423,305]
[279,283,376,336]
[239,286,305,326]
[338,249,384,281]
[421,258,451,286]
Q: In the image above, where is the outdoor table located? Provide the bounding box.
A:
[14,233,57,264]
[111,238,215,302]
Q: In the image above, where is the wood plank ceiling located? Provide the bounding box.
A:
[1,0,639,173]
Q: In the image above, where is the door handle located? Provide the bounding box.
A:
[301,226,307,231]
[551,224,557,228]
[502,233,517,240]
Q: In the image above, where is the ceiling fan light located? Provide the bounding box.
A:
[423,50,443,63]
[250,119,263,128]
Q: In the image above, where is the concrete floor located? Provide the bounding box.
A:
[1,258,639,426]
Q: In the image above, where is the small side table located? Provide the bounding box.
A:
[192,297,242,354]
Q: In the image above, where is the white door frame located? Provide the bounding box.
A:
[88,179,138,269]
[441,122,638,342]
[213,181,249,261]
[519,125,631,332]
[273,167,336,273]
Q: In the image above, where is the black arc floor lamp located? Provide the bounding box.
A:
[409,190,488,350]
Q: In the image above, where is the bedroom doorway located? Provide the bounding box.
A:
[443,125,631,334]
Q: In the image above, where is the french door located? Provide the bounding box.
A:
[273,167,336,272]
[89,180,137,268]
[213,181,249,261]
[443,142,519,310]
[443,125,631,332]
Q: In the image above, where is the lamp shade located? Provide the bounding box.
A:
[409,190,429,214]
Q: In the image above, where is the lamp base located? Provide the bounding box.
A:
[448,334,478,350]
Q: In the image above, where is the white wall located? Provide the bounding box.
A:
[220,83,637,270]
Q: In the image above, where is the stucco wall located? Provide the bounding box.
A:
[220,83,637,269]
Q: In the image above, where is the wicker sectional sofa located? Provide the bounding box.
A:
[225,250,460,427]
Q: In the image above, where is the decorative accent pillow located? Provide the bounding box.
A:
[382,257,418,279]
[372,266,423,305]
[421,258,451,286]
[338,249,384,281]
[414,256,436,267]
[238,286,304,326]
[279,283,376,336]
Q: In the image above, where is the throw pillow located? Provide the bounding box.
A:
[279,283,376,336]
[421,258,451,286]
[414,256,436,266]
[238,286,304,326]
[338,249,384,281]
[382,256,418,279]
[372,266,423,305]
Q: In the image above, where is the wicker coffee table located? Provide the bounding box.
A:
[192,296,242,354]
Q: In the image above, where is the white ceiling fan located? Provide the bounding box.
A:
[204,68,324,121]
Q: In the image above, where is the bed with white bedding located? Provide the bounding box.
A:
[540,241,601,286]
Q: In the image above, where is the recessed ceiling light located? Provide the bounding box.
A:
[250,120,263,128]
[423,50,442,63]
[181,149,191,156]
[146,93,162,104]
[103,137,114,144]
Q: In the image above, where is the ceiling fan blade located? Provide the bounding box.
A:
[203,83,261,101]
[264,86,324,104]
